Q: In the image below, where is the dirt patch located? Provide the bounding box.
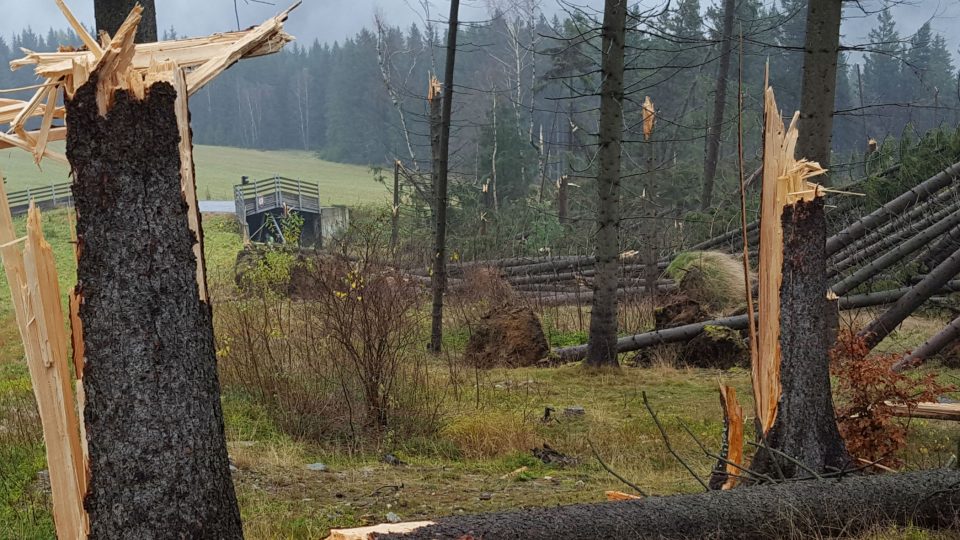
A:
[464,305,549,368]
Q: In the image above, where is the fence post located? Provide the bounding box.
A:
[51,184,57,206]
[297,179,303,210]
[274,175,281,210]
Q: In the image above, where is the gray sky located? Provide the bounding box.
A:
[0,1,957,62]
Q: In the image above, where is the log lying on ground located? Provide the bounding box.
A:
[371,469,960,540]
[918,220,960,272]
[825,160,960,256]
[859,243,960,350]
[549,281,960,361]
[893,311,960,372]
[520,283,677,307]
[67,9,242,537]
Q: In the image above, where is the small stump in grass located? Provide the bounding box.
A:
[465,305,549,368]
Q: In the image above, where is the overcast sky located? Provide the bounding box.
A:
[1,0,957,63]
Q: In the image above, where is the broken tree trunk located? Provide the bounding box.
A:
[748,83,848,478]
[371,469,960,540]
[750,197,850,477]
[66,9,241,538]
[825,160,960,256]
[860,243,960,351]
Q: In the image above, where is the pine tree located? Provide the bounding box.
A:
[862,8,903,137]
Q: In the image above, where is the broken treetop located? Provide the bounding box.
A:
[0,0,299,166]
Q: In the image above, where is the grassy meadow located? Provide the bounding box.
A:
[0,144,386,205]
[0,209,957,539]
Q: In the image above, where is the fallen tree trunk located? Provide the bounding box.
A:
[828,186,960,267]
[831,207,960,296]
[506,264,667,286]
[548,278,960,362]
[67,12,241,537]
[825,160,960,256]
[828,198,960,278]
[859,244,960,350]
[893,312,960,372]
[918,221,960,273]
[520,284,677,307]
[373,469,960,540]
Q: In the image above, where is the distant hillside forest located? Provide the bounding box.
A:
[1,2,957,177]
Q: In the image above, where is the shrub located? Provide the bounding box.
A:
[830,331,953,467]
[216,221,445,444]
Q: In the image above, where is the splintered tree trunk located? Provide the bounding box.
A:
[428,0,460,353]
[795,0,843,174]
[700,0,735,210]
[586,0,627,368]
[750,198,849,478]
[375,469,960,540]
[94,0,157,43]
[66,68,241,539]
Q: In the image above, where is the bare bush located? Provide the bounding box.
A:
[215,221,445,443]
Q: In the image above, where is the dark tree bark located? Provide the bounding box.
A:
[919,221,960,272]
[750,198,849,478]
[94,0,157,43]
[859,244,960,350]
[377,469,960,540]
[428,0,460,353]
[825,161,960,255]
[795,0,843,176]
[700,0,735,209]
[67,75,242,537]
[586,0,627,368]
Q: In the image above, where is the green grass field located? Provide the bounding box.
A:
[0,144,387,205]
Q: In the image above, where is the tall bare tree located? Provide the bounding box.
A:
[586,0,627,368]
[796,0,843,176]
[700,0,736,210]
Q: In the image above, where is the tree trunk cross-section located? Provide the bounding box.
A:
[67,74,242,538]
[376,469,960,539]
[750,198,849,478]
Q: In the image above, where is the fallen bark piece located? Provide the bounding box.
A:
[328,522,435,540]
[373,470,960,539]
[710,384,743,490]
[886,401,960,421]
[605,491,642,501]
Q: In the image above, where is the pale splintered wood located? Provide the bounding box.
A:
[719,384,744,490]
[0,131,68,164]
[326,521,435,540]
[185,2,301,96]
[0,178,87,539]
[55,0,103,59]
[753,83,826,436]
[32,85,59,165]
[4,4,296,169]
[887,402,960,421]
[173,68,209,303]
[94,5,142,116]
[606,491,643,501]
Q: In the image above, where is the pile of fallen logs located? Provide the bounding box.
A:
[552,159,960,363]
[439,253,674,306]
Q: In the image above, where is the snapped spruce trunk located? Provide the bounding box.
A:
[67,73,242,537]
